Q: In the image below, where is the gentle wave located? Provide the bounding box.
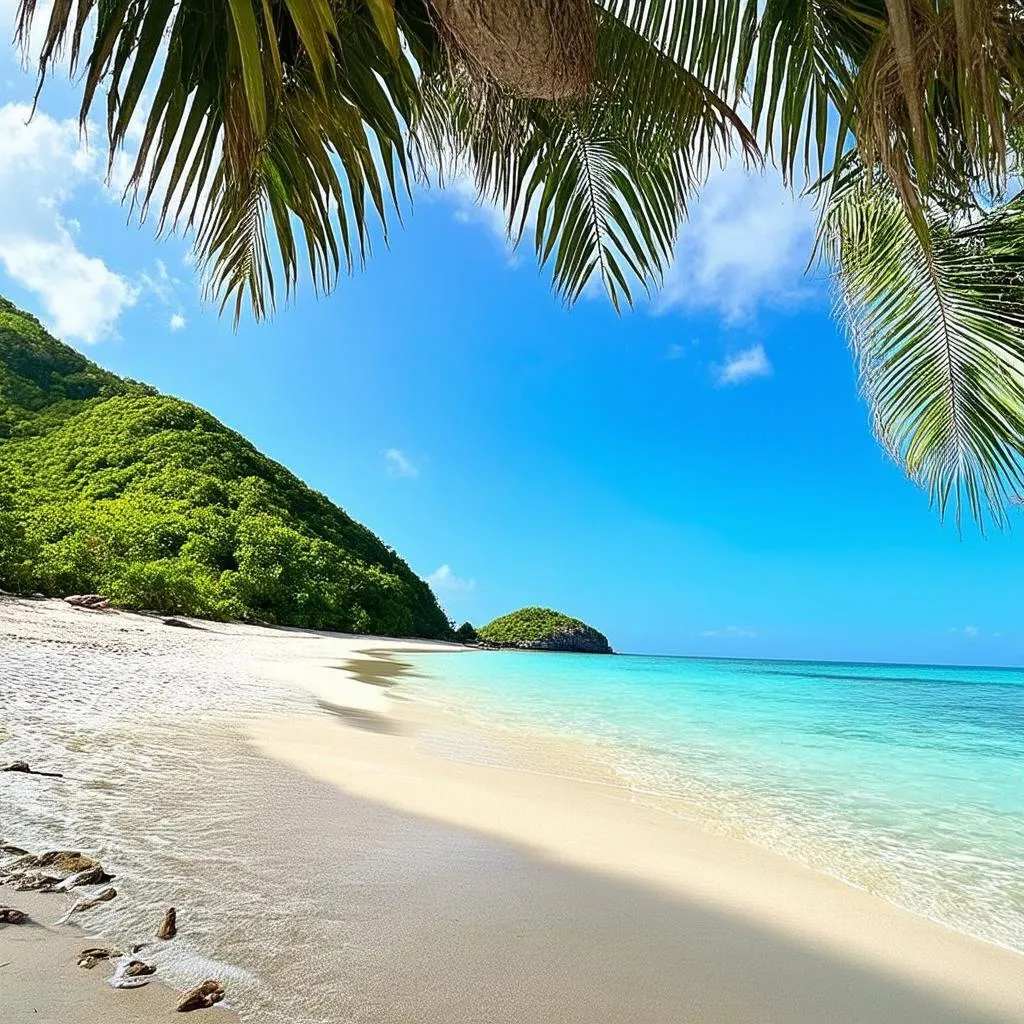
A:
[401,650,1024,954]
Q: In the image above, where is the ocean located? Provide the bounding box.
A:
[402,650,1024,953]
[2,601,1022,1023]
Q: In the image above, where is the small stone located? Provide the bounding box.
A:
[162,617,200,628]
[68,886,117,914]
[110,974,151,989]
[157,906,177,939]
[176,979,224,1012]
[77,946,122,969]
[0,907,27,924]
[124,959,157,977]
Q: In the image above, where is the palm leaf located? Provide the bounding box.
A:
[820,163,1024,527]
[17,0,418,322]
[422,5,757,309]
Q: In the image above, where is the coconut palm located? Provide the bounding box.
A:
[16,0,1024,525]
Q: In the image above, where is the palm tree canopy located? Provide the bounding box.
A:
[17,0,1024,527]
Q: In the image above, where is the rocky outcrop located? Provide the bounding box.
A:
[501,627,612,653]
[478,607,613,654]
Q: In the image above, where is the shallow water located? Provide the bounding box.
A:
[0,606,514,1022]
[402,651,1024,953]
[2,602,1023,1024]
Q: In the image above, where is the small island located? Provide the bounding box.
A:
[477,607,613,654]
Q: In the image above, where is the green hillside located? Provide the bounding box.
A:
[0,298,450,638]
[478,607,612,653]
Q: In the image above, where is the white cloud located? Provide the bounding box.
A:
[715,344,772,386]
[384,448,419,479]
[439,172,528,268]
[658,162,816,323]
[950,625,980,638]
[665,343,687,360]
[427,564,476,593]
[444,173,509,239]
[168,312,186,331]
[701,626,758,639]
[0,103,138,343]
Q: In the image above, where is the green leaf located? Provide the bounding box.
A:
[820,163,1024,528]
[226,0,267,135]
[365,0,401,60]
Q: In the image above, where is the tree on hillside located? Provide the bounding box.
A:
[454,621,478,643]
[18,0,1024,525]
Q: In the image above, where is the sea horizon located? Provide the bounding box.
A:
[544,648,1024,672]
[3,599,1023,1024]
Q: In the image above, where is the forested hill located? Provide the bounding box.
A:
[0,298,451,638]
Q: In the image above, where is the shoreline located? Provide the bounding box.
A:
[3,597,1022,1023]
[248,658,1024,1022]
[0,888,241,1023]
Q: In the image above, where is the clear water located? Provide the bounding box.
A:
[403,651,1024,953]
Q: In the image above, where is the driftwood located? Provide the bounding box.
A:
[2,761,63,778]
[64,594,110,609]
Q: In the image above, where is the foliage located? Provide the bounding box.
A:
[454,620,477,642]
[18,0,1024,525]
[478,606,607,647]
[0,300,451,638]
[18,0,754,319]
[819,164,1024,528]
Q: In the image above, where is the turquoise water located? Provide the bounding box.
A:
[405,652,1024,952]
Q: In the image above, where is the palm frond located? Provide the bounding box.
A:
[17,0,417,322]
[737,0,883,184]
[820,163,1024,527]
[422,5,757,310]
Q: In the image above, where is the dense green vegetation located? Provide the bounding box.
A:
[0,298,451,638]
[478,607,612,653]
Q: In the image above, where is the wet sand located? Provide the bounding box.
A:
[2,597,1023,1023]
[252,689,1024,1024]
[0,890,240,1023]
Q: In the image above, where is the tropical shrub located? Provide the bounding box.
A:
[0,301,451,638]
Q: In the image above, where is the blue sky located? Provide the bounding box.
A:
[1,11,1021,665]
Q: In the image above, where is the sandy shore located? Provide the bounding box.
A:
[2,597,1023,1023]
[0,889,239,1023]
[251,655,1024,1024]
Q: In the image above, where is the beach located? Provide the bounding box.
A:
[1,596,1022,1023]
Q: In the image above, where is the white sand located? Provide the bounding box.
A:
[3,597,1022,1023]
[252,639,1024,1023]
